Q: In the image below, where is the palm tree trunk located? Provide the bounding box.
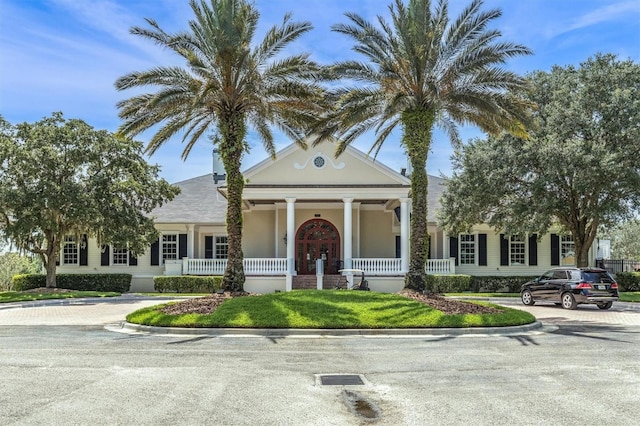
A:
[402,108,434,291]
[220,115,246,291]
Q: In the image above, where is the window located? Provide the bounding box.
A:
[459,234,475,265]
[62,236,78,265]
[162,234,178,262]
[510,235,526,265]
[561,235,575,266]
[112,248,129,265]
[215,236,228,259]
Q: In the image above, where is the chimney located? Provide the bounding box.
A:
[212,149,226,184]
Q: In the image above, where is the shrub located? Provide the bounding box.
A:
[11,274,45,291]
[470,276,537,293]
[0,253,41,291]
[12,274,131,292]
[615,272,640,292]
[425,274,473,293]
[153,276,222,293]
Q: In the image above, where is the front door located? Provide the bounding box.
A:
[296,219,341,275]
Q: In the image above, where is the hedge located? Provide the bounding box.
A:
[425,274,473,293]
[12,274,131,292]
[471,276,538,293]
[153,276,222,293]
[615,272,640,292]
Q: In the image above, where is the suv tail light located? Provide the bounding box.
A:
[576,282,592,289]
[611,282,618,289]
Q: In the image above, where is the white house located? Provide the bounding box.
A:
[56,140,594,292]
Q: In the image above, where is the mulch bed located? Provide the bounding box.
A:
[160,289,501,316]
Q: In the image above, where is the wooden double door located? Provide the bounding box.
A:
[296,219,340,275]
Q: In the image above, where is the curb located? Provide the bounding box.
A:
[112,320,544,337]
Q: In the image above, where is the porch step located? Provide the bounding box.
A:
[292,275,344,290]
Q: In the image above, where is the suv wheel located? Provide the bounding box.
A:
[561,292,577,310]
[521,290,535,306]
[597,302,613,310]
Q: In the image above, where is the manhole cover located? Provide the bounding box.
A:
[320,374,365,386]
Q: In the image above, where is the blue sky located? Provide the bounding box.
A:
[1,0,639,183]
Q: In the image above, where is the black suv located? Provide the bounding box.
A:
[520,267,618,310]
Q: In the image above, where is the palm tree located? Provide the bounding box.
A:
[315,0,533,291]
[115,0,327,291]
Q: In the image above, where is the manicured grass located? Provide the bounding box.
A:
[126,290,535,329]
[0,291,121,303]
[620,292,640,302]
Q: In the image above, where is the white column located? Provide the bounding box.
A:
[285,197,296,291]
[187,224,195,258]
[400,198,410,273]
[274,205,280,257]
[343,197,354,270]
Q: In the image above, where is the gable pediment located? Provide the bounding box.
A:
[244,140,409,186]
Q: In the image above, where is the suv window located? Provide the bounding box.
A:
[570,271,582,280]
[552,270,568,279]
[581,271,614,283]
[541,270,555,280]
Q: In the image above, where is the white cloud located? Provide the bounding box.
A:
[547,0,639,38]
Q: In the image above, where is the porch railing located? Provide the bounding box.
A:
[182,257,287,276]
[179,257,454,276]
[425,258,456,275]
[352,258,402,275]
[351,258,456,275]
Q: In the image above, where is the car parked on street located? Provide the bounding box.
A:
[520,267,618,310]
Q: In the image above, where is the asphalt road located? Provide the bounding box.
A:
[0,296,639,425]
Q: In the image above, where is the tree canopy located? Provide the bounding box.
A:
[439,54,640,267]
[314,0,532,290]
[115,0,328,291]
[0,113,179,288]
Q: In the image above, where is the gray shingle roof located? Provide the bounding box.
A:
[150,174,227,224]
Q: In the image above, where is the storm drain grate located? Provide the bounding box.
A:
[320,375,365,386]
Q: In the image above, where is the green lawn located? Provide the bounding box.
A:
[620,292,640,302]
[0,291,121,303]
[126,290,535,329]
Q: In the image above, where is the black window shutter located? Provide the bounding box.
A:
[449,236,458,266]
[101,245,110,266]
[150,239,160,266]
[395,236,401,258]
[205,236,214,259]
[479,234,488,266]
[79,234,88,266]
[128,251,138,266]
[179,234,188,259]
[528,234,538,266]
[500,234,509,266]
[551,234,560,266]
[427,234,432,260]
